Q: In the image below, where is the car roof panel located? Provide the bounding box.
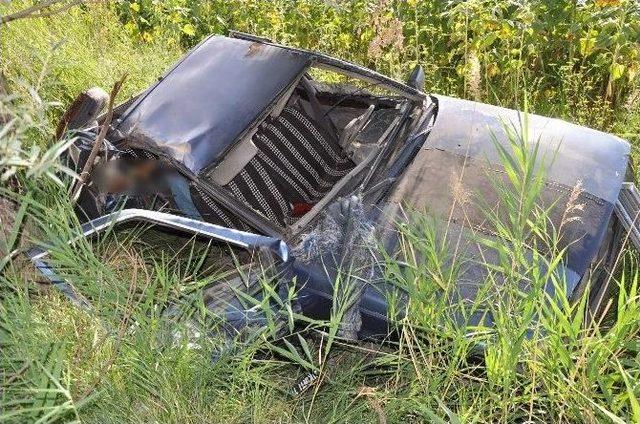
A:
[115,35,311,172]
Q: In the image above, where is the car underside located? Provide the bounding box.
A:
[30,31,638,343]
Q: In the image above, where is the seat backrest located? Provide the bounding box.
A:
[224,106,355,227]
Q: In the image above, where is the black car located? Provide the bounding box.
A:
[30,32,638,341]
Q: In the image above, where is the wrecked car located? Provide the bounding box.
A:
[29,31,638,341]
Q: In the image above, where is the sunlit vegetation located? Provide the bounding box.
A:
[1,1,640,422]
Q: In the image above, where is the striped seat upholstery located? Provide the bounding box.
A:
[192,106,354,228]
[225,107,354,227]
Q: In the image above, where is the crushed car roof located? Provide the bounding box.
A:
[114,35,311,172]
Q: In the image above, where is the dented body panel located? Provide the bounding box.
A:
[427,95,630,203]
[115,36,311,172]
[380,95,630,303]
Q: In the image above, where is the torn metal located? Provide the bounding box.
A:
[27,209,290,306]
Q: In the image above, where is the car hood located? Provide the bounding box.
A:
[427,95,630,204]
[378,95,631,305]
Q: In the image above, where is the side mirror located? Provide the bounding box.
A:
[406,65,425,91]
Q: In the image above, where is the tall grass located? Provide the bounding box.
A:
[0,1,181,128]
[1,1,640,422]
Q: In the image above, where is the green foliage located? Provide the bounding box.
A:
[0,0,181,125]
[0,89,75,186]
[1,0,640,422]
[115,0,639,129]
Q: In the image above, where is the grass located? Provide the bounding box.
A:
[0,1,181,125]
[2,1,640,423]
